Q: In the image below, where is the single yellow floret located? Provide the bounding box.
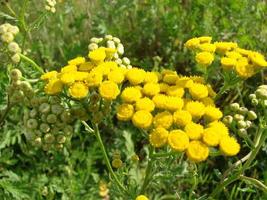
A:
[168,129,189,151]
[136,195,149,200]
[219,136,240,156]
[215,42,238,52]
[166,85,184,97]
[221,57,237,70]
[61,65,77,73]
[126,68,146,85]
[44,78,63,95]
[99,81,120,100]
[159,83,169,93]
[184,38,200,49]
[142,83,160,96]
[164,96,184,111]
[78,62,94,71]
[198,43,216,53]
[135,98,155,112]
[88,48,106,62]
[132,110,153,129]
[186,141,209,162]
[173,110,192,127]
[41,71,58,80]
[152,94,167,109]
[202,128,220,147]
[188,83,208,99]
[208,121,229,137]
[86,71,103,86]
[153,111,173,129]
[235,57,255,78]
[68,82,89,99]
[108,69,125,84]
[249,51,267,67]
[185,101,205,118]
[121,87,142,103]
[116,103,134,121]
[163,73,178,84]
[144,72,158,83]
[60,72,75,85]
[176,77,194,88]
[149,127,169,148]
[204,106,223,121]
[198,36,212,43]
[195,52,214,66]
[184,122,204,140]
[68,56,85,66]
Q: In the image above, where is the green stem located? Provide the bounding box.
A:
[240,175,267,193]
[83,122,128,195]
[151,151,179,158]
[140,146,154,194]
[19,53,44,74]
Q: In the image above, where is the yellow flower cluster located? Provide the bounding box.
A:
[116,69,240,162]
[185,36,267,78]
[41,47,125,100]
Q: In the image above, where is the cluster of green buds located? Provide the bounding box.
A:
[111,150,123,169]
[23,96,74,151]
[7,68,34,104]
[0,23,21,63]
[88,34,132,69]
[223,103,257,135]
[249,85,267,107]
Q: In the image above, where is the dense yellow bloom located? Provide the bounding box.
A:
[136,98,155,112]
[248,51,267,67]
[116,103,134,121]
[189,83,208,99]
[235,58,255,78]
[44,78,63,95]
[142,83,160,96]
[204,106,223,121]
[60,72,75,85]
[132,110,153,129]
[159,83,169,93]
[202,128,220,146]
[149,127,169,148]
[61,65,77,73]
[121,87,142,103]
[219,136,240,156]
[68,56,85,66]
[208,121,229,137]
[41,71,58,80]
[201,97,215,106]
[99,81,120,100]
[78,62,94,71]
[215,42,238,52]
[126,68,146,85]
[195,52,214,66]
[225,51,242,60]
[88,47,106,62]
[136,195,149,200]
[168,130,189,151]
[86,71,103,86]
[108,69,125,83]
[184,37,200,49]
[162,73,178,84]
[164,96,184,111]
[221,57,237,70]
[186,141,209,162]
[98,61,118,75]
[185,101,205,118]
[176,77,194,88]
[73,71,88,81]
[166,85,184,97]
[152,94,167,109]
[199,43,216,53]
[144,72,158,83]
[184,122,203,140]
[173,110,192,127]
[198,36,212,43]
[68,82,89,99]
[236,48,252,56]
[153,111,173,129]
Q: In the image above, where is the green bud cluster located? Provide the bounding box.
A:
[223,102,257,133]
[88,35,132,69]
[23,96,75,151]
[8,69,34,104]
[249,85,267,107]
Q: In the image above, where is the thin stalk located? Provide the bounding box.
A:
[151,151,179,158]
[240,175,267,193]
[19,53,44,74]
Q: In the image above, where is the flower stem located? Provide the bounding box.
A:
[19,53,44,74]
[83,121,128,195]
[240,175,267,193]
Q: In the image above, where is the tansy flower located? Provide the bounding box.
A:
[132,110,153,129]
[88,47,106,63]
[176,77,194,88]
[99,81,120,100]
[68,82,89,99]
[173,110,192,127]
[195,52,214,66]
[184,122,204,140]
[149,127,169,148]
[152,94,167,109]
[235,58,255,78]
[60,72,75,85]
[112,159,123,168]
[135,98,155,112]
[108,69,125,83]
[219,135,240,156]
[214,42,238,52]
[144,72,158,83]
[121,87,142,103]
[248,51,267,67]
[61,65,77,73]
[207,84,217,97]
[78,62,94,71]
[153,111,173,129]
[159,83,169,93]
[142,83,160,96]
[164,96,184,111]
[116,103,134,121]
[185,101,205,118]
[198,36,212,43]
[202,128,220,146]
[126,68,146,85]
[44,78,63,95]
[41,71,58,80]
[136,195,149,200]
[73,71,88,81]
[236,48,252,56]
[204,106,223,121]
[184,37,200,49]
[226,51,242,60]
[186,141,209,162]
[199,43,216,53]
[68,56,85,66]
[189,76,205,83]
[166,85,184,97]
[86,71,103,86]
[163,73,178,84]
[221,57,237,70]
[188,83,208,99]
[168,129,189,151]
[208,121,229,137]
[201,97,215,106]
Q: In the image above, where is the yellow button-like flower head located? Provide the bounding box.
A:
[149,127,169,148]
[186,141,209,162]
[116,103,134,121]
[168,129,189,151]
[132,110,153,129]
[99,81,120,100]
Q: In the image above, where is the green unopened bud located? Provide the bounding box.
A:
[1,32,14,43]
[63,125,73,136]
[238,128,247,135]
[19,81,32,92]
[34,137,42,146]
[44,134,55,143]
[10,68,22,81]
[230,103,240,111]
[245,120,252,128]
[255,88,267,99]
[88,43,98,51]
[60,111,72,123]
[259,85,267,90]
[39,103,50,114]
[117,43,124,55]
[30,98,40,107]
[29,109,38,118]
[11,53,20,63]
[35,130,42,137]
[40,123,50,133]
[115,58,122,65]
[238,107,248,115]
[26,119,38,129]
[55,144,63,150]
[46,114,57,124]
[12,80,22,88]
[8,42,21,53]
[55,121,65,128]
[247,111,257,120]
[105,35,113,40]
[41,114,47,122]
[42,144,50,151]
[234,114,244,121]
[263,100,267,107]
[222,115,233,125]
[249,94,256,100]
[122,57,130,65]
[251,98,258,106]
[113,37,120,43]
[10,90,24,103]
[50,96,61,104]
[39,97,49,103]
[57,135,66,144]
[51,104,63,115]
[112,158,123,168]
[237,120,247,129]
[107,40,116,49]
[113,53,119,59]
